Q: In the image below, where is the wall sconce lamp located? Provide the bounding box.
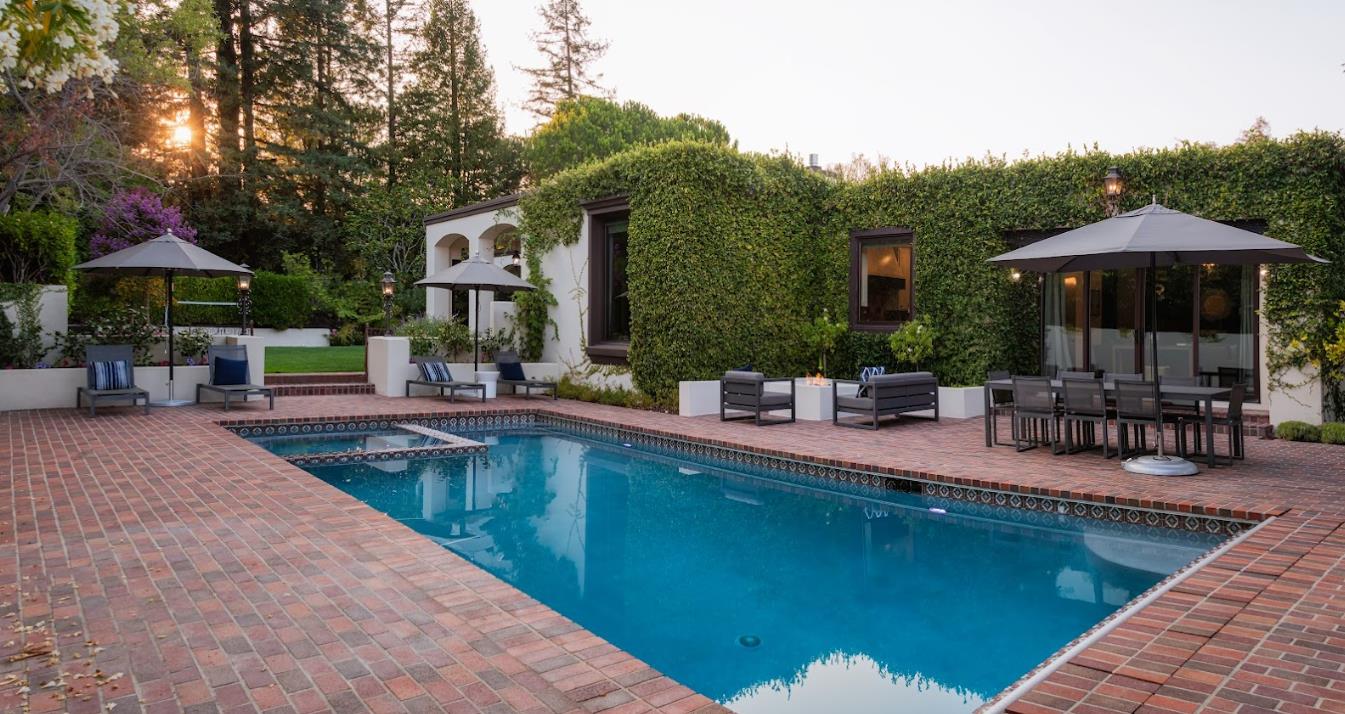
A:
[1103,166,1125,217]
[1009,269,1022,282]
[512,251,521,267]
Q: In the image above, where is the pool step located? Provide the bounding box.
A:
[271,382,375,397]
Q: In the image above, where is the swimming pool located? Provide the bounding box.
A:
[292,423,1227,713]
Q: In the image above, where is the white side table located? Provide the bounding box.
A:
[475,370,500,399]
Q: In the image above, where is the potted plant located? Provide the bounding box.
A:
[888,317,936,372]
[801,308,847,376]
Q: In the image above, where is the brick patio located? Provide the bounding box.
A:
[2,394,1344,713]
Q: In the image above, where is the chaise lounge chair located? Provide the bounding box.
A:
[494,350,557,399]
[196,344,274,410]
[720,371,795,426]
[77,344,150,417]
[406,356,486,401]
[832,371,939,429]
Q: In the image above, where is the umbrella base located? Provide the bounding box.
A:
[150,399,194,407]
[1123,454,1200,477]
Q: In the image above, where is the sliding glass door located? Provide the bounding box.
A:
[1041,268,1259,398]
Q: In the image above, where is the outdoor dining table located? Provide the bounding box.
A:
[982,379,1233,467]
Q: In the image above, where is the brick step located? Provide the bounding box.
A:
[271,383,374,397]
[265,372,366,385]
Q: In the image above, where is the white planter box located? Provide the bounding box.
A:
[0,365,213,411]
[938,386,984,419]
[679,380,721,417]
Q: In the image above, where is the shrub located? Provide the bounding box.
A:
[397,316,471,357]
[328,323,365,347]
[248,272,313,330]
[888,318,937,371]
[1275,420,1321,442]
[1320,422,1345,445]
[556,375,664,411]
[175,327,215,363]
[800,308,847,374]
[89,188,196,257]
[0,283,44,367]
[0,211,79,292]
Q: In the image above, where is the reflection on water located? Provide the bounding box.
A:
[308,428,1223,713]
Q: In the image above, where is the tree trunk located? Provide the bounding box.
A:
[213,0,241,190]
[238,0,257,194]
[185,45,209,183]
[384,0,397,185]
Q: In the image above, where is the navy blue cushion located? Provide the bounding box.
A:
[733,363,753,372]
[499,361,527,381]
[213,356,248,386]
[89,360,131,390]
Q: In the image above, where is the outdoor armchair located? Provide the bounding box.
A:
[494,350,557,399]
[407,356,486,402]
[196,344,274,411]
[832,372,939,430]
[77,344,150,417]
[720,371,795,426]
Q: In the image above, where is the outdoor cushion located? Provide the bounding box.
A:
[836,395,875,410]
[723,371,765,381]
[419,360,452,383]
[213,357,248,386]
[757,392,792,407]
[89,360,131,391]
[733,364,753,372]
[858,365,886,397]
[499,361,527,381]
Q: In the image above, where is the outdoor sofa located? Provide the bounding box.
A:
[196,344,274,410]
[77,344,150,417]
[406,356,486,401]
[720,371,795,426]
[832,371,939,429]
[495,350,557,399]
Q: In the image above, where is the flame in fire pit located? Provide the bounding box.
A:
[804,373,829,387]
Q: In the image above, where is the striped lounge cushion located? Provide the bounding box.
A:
[90,360,131,391]
[419,360,452,383]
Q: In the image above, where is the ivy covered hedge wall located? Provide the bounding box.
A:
[518,142,835,401]
[517,132,1345,408]
[830,132,1345,396]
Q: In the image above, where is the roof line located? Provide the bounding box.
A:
[423,192,524,226]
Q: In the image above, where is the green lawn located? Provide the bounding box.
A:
[265,345,365,374]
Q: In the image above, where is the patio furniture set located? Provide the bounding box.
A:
[983,371,1246,468]
[406,350,557,401]
[719,369,939,429]
[78,343,275,416]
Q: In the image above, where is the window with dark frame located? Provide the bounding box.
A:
[849,228,915,330]
[585,196,631,363]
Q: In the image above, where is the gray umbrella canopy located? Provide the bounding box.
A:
[74,230,253,277]
[74,230,252,404]
[988,203,1326,475]
[417,253,533,371]
[988,203,1325,272]
[416,253,534,292]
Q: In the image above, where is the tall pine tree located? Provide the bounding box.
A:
[399,0,520,207]
[521,0,609,118]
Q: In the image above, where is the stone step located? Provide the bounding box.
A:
[271,383,374,397]
[265,372,367,385]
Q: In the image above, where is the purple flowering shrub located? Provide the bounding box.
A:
[89,188,197,257]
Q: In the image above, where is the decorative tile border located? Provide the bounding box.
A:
[225,416,524,466]
[534,414,1253,537]
[223,410,1252,536]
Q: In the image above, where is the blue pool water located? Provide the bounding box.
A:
[249,429,445,456]
[300,425,1225,713]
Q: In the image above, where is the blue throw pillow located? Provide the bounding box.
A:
[89,360,131,390]
[213,356,248,386]
[499,361,526,381]
[420,360,451,383]
[733,363,753,372]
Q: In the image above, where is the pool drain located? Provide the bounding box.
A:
[738,635,761,648]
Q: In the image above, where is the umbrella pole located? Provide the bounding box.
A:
[152,270,192,407]
[1123,253,1197,475]
[1150,254,1163,458]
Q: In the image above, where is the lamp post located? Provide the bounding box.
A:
[381,271,396,334]
[1103,166,1125,217]
[236,264,252,336]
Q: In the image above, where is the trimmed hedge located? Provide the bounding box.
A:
[1275,420,1321,442]
[174,272,314,329]
[1321,422,1345,445]
[519,142,834,402]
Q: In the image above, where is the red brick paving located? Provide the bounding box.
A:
[3,394,1345,713]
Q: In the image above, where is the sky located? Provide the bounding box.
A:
[472,0,1345,169]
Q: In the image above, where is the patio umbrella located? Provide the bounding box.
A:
[989,203,1326,475]
[416,253,534,371]
[74,230,253,406]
